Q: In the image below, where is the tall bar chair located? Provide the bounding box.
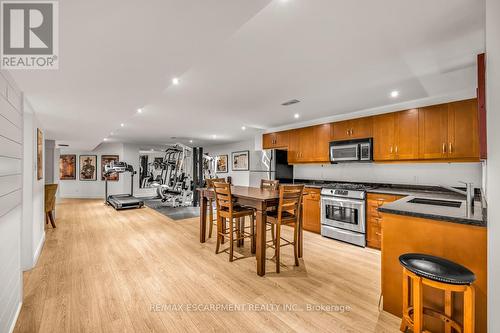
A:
[206,178,226,238]
[213,182,256,261]
[265,184,304,273]
[260,179,280,243]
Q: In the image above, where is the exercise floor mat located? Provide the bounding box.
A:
[144,199,200,220]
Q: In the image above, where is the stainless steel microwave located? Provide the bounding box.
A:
[329,138,373,163]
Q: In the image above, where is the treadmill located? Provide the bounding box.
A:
[104,161,145,210]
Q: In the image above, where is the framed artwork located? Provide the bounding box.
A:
[59,154,76,180]
[36,128,43,180]
[79,155,97,181]
[101,155,119,181]
[216,155,228,173]
[232,150,249,171]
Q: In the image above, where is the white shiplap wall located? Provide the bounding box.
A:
[0,72,23,333]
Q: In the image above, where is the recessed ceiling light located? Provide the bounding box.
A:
[241,126,246,130]
[390,90,399,98]
[172,77,180,85]
[294,113,300,119]
[137,108,143,113]
[103,138,108,141]
[189,139,193,143]
[212,134,217,139]
[120,123,125,127]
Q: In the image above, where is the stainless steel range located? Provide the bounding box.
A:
[320,183,371,247]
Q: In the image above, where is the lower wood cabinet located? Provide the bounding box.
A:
[366,193,404,249]
[302,187,321,233]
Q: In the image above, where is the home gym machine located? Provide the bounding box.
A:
[104,161,145,210]
[153,143,194,207]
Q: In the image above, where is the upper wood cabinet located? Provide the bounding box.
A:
[261,98,478,164]
[419,99,479,160]
[447,99,479,159]
[373,109,419,161]
[262,131,289,149]
[333,117,373,141]
[288,124,332,163]
[418,103,449,159]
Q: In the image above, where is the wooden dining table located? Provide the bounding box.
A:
[197,185,303,276]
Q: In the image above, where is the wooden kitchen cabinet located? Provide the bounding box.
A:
[418,103,450,159]
[373,113,396,160]
[419,99,479,161]
[262,98,478,164]
[288,124,332,163]
[366,193,404,249]
[447,99,479,159]
[333,117,373,141]
[302,187,321,233]
[373,109,419,161]
[262,131,289,149]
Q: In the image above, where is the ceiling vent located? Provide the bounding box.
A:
[58,144,69,147]
[281,99,300,106]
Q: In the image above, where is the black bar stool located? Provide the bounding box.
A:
[399,253,476,333]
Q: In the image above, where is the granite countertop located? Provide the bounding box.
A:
[292,179,487,227]
[369,185,486,227]
[377,195,485,227]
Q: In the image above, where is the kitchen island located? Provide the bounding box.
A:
[379,197,486,333]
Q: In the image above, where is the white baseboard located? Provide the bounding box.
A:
[32,232,45,267]
[8,301,22,333]
[60,194,103,199]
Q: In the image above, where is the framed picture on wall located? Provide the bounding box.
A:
[232,150,249,171]
[101,155,120,181]
[59,154,76,180]
[36,128,43,180]
[79,155,97,181]
[216,155,228,173]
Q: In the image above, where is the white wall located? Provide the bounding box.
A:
[0,72,23,333]
[21,100,45,272]
[58,143,168,199]
[203,140,256,186]
[58,142,125,199]
[294,162,483,188]
[486,0,499,331]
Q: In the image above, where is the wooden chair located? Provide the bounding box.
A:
[261,179,279,190]
[213,182,255,261]
[45,184,58,228]
[265,184,304,273]
[206,178,226,238]
[260,179,280,243]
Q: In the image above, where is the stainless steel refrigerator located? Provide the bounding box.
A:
[249,149,293,187]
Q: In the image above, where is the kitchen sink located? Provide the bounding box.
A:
[408,198,462,208]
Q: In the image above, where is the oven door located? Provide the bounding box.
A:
[330,143,359,162]
[321,196,365,233]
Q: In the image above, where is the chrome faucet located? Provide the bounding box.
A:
[440,182,475,216]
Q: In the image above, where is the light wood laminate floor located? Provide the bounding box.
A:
[14,199,400,332]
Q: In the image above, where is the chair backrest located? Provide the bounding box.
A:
[277,184,305,223]
[44,184,58,213]
[213,182,233,215]
[261,179,279,190]
[206,178,226,188]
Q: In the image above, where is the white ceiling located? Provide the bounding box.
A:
[11,0,485,150]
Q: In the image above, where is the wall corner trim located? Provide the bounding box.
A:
[7,301,22,333]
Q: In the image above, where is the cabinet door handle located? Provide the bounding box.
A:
[346,129,349,136]
[449,143,452,153]
[395,145,398,154]
[442,143,446,154]
[350,128,354,136]
[390,146,393,153]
